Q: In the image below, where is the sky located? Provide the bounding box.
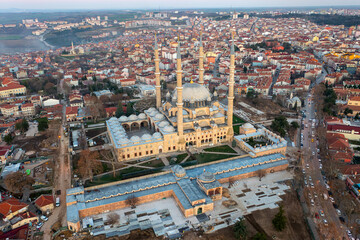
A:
[1,0,360,10]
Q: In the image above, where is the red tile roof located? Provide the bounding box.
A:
[34,195,54,208]
[0,198,27,217]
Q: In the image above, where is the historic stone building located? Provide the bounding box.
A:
[107,34,235,161]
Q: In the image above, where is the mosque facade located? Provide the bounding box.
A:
[107,34,235,162]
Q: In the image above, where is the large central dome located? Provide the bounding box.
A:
[173,83,211,102]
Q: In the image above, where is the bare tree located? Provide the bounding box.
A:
[78,149,102,181]
[256,169,267,181]
[106,213,120,225]
[4,171,35,193]
[125,194,139,208]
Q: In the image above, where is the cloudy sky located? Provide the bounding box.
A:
[1,0,360,10]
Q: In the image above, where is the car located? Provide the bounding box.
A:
[336,209,341,215]
[346,230,352,236]
[310,199,315,206]
[329,197,335,203]
[314,193,318,198]
[308,193,312,198]
[318,158,321,162]
[311,138,314,142]
[320,210,325,217]
[302,169,306,174]
[40,215,48,221]
[326,184,330,190]
[323,219,328,226]
[312,151,315,155]
[315,212,320,219]
[306,164,310,169]
[304,180,308,186]
[310,182,314,188]
[308,176,312,181]
[339,217,345,223]
[328,191,333,196]
[333,203,338,209]
[36,222,43,229]
[319,164,322,169]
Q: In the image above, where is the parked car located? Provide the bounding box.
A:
[40,215,48,221]
[339,217,345,223]
[323,219,328,226]
[336,209,341,215]
[320,210,325,217]
[37,222,43,229]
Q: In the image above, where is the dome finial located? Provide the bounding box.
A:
[190,76,193,84]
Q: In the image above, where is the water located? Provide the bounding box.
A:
[0,38,51,55]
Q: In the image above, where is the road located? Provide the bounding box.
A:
[42,95,71,239]
[302,86,346,239]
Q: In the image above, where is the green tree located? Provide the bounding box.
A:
[290,121,299,129]
[115,105,124,118]
[355,113,359,120]
[37,118,49,131]
[233,218,247,240]
[344,107,353,116]
[243,66,248,73]
[126,104,134,116]
[272,206,286,231]
[4,133,13,144]
[15,119,29,132]
[270,116,289,137]
[252,232,267,240]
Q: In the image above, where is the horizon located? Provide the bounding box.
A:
[1,0,360,11]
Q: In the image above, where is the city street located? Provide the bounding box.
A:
[302,92,346,239]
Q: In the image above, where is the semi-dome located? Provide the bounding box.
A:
[198,171,216,183]
[119,116,128,122]
[138,113,146,119]
[173,83,211,102]
[109,117,117,121]
[118,138,130,145]
[149,110,158,117]
[172,165,186,178]
[130,136,141,142]
[128,114,138,121]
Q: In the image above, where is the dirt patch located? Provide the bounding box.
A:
[83,229,160,240]
[249,190,311,240]
[222,200,238,208]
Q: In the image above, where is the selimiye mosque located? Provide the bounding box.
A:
[66,34,288,233]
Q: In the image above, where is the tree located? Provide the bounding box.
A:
[86,96,105,122]
[290,121,299,129]
[233,218,247,240]
[4,134,13,144]
[243,66,248,73]
[126,194,139,208]
[44,82,56,96]
[355,113,359,120]
[106,213,120,225]
[252,232,267,240]
[270,116,289,137]
[256,169,267,181]
[4,171,34,193]
[77,150,102,181]
[272,206,286,231]
[126,103,134,116]
[115,105,124,118]
[344,107,353,116]
[16,119,29,133]
[37,118,49,131]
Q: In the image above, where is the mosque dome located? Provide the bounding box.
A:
[158,121,169,128]
[141,134,152,141]
[154,113,165,121]
[138,113,146,119]
[153,132,162,139]
[173,83,211,102]
[172,165,186,178]
[163,126,175,133]
[118,138,130,145]
[129,114,138,121]
[119,116,128,122]
[130,136,141,142]
[198,171,216,183]
[242,123,255,129]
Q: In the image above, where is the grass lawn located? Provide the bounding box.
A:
[139,159,165,168]
[203,145,237,153]
[349,140,360,145]
[233,115,245,124]
[168,153,188,164]
[194,153,234,164]
[233,125,240,134]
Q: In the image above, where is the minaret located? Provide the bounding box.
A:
[227,32,235,131]
[154,34,161,108]
[176,40,184,138]
[198,32,204,85]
